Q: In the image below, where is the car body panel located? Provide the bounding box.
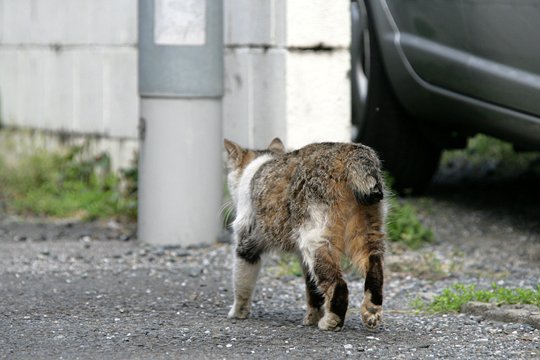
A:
[366,0,540,149]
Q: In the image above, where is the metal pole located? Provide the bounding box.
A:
[138,0,223,246]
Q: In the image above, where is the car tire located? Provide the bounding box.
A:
[351,0,441,194]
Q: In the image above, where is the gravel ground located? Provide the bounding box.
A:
[1,167,540,359]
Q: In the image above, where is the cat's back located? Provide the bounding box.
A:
[251,143,347,187]
[252,142,378,200]
[289,142,377,184]
[294,142,375,162]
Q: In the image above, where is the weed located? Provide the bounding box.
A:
[441,134,539,177]
[0,146,137,221]
[410,297,427,311]
[413,283,540,313]
[275,254,303,278]
[387,198,434,249]
[384,174,434,249]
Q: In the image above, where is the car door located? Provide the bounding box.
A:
[460,0,540,116]
[388,0,540,117]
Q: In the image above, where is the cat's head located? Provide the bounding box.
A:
[223,138,285,200]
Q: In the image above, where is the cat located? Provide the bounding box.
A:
[224,138,386,331]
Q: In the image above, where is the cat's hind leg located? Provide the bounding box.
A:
[301,263,324,326]
[347,205,385,330]
[308,245,349,331]
[228,239,263,319]
[360,254,383,330]
[298,206,348,331]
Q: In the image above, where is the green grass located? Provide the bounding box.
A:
[384,173,434,249]
[275,254,304,278]
[387,197,434,249]
[0,146,137,221]
[413,283,540,313]
[441,134,539,176]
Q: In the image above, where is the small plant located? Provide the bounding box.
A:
[383,174,434,249]
[413,283,540,313]
[387,197,434,249]
[275,254,303,278]
[441,134,539,177]
[0,146,137,221]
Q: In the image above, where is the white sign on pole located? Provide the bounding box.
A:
[154,0,206,46]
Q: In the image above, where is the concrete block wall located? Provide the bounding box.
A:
[287,51,351,147]
[223,47,287,147]
[224,0,351,149]
[0,0,352,166]
[0,0,138,168]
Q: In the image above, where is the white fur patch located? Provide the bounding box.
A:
[229,256,263,319]
[232,154,273,235]
[297,205,329,275]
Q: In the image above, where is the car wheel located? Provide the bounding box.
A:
[351,0,441,194]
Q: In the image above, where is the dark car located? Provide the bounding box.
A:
[351,0,540,193]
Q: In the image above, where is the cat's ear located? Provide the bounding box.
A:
[268,137,285,154]
[224,139,245,162]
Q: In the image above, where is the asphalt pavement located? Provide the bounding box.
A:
[1,170,540,359]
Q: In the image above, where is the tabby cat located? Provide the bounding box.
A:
[224,138,386,331]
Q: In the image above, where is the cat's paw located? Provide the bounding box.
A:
[317,312,343,331]
[303,307,323,326]
[227,303,250,319]
[361,303,382,331]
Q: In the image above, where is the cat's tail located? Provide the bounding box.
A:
[346,145,385,206]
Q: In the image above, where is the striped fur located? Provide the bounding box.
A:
[224,138,386,331]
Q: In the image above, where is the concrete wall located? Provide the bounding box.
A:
[223,0,351,149]
[0,0,139,168]
[0,0,352,164]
